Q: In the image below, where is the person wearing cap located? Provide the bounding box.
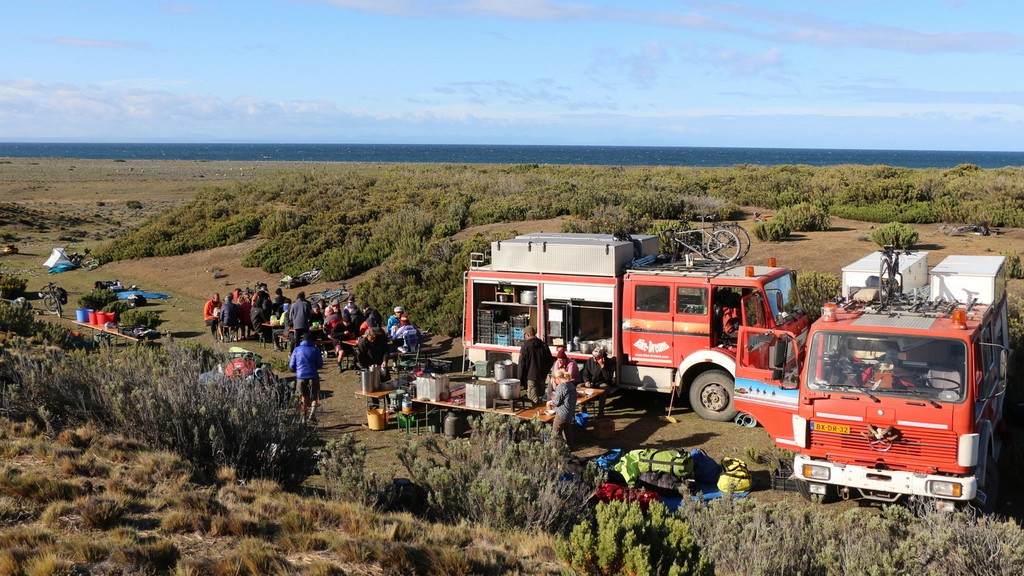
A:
[582,346,616,416]
[387,306,405,336]
[361,304,383,331]
[289,332,324,421]
[551,346,581,384]
[392,315,421,354]
[271,287,291,316]
[341,294,363,327]
[518,326,554,406]
[547,369,577,449]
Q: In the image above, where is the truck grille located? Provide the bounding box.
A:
[809,426,958,466]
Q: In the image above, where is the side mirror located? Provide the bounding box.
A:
[771,339,788,381]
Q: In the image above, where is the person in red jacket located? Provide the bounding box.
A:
[203,293,221,341]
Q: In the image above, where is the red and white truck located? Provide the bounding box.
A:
[463,233,810,421]
[735,248,1010,509]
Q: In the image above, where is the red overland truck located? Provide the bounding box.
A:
[735,248,1009,509]
[463,233,810,421]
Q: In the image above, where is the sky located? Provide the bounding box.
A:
[2,0,1023,151]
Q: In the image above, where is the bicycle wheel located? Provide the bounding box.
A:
[707,229,741,262]
[42,294,59,314]
[727,224,752,260]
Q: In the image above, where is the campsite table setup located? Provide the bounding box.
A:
[71,317,160,347]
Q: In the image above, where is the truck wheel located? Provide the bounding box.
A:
[972,455,1000,513]
[795,479,837,503]
[688,369,737,422]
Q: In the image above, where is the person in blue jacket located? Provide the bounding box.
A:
[289,332,324,420]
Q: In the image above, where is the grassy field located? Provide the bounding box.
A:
[2,158,1024,574]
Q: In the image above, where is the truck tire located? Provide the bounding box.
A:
[688,369,737,422]
[972,455,1000,513]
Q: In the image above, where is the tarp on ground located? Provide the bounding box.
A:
[43,247,76,274]
[116,290,172,300]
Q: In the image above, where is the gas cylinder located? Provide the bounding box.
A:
[444,412,460,438]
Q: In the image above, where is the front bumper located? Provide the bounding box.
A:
[793,454,977,502]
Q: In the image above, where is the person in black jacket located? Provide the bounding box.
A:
[581,347,617,416]
[517,326,553,406]
[356,327,390,378]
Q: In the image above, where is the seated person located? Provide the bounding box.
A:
[329,316,360,372]
[582,347,617,417]
[859,347,920,389]
[391,315,421,353]
[218,295,242,341]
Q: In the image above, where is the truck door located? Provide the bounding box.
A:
[623,282,675,366]
[734,326,800,445]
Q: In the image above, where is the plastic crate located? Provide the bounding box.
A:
[510,327,525,340]
[511,314,530,328]
[495,335,510,346]
[474,360,491,377]
[494,322,510,336]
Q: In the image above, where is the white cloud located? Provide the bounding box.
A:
[48,37,148,50]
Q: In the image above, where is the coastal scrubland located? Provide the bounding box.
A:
[2,158,1024,574]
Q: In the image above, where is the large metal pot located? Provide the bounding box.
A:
[519,290,537,305]
[578,341,594,354]
[360,365,381,393]
[498,378,521,400]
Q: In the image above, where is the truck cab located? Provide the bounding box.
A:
[738,249,1010,510]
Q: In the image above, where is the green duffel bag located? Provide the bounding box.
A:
[717,457,752,493]
[635,449,694,479]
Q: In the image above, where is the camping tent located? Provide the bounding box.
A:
[43,247,76,274]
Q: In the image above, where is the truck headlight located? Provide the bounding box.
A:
[801,464,830,481]
[927,480,963,498]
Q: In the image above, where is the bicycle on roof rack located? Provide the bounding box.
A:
[38,281,67,318]
[666,214,749,263]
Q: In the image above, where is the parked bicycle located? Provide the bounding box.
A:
[68,248,100,270]
[280,266,323,289]
[667,214,747,263]
[309,285,350,306]
[38,282,67,318]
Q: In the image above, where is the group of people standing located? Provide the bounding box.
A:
[517,326,617,448]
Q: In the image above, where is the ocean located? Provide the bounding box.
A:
[0,142,1022,169]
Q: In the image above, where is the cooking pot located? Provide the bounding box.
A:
[498,378,521,400]
[519,290,536,305]
[496,293,513,303]
[578,341,594,354]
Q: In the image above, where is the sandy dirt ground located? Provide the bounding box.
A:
[3,157,1023,512]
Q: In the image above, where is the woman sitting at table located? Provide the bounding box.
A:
[330,315,360,372]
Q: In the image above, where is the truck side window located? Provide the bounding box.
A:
[635,285,669,313]
[676,287,707,315]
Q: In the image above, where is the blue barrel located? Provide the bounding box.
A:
[75,309,91,323]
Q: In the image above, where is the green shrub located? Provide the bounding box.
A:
[0,275,27,299]
[752,220,791,242]
[557,500,712,576]
[388,413,601,534]
[870,221,920,249]
[118,309,162,329]
[1002,250,1023,279]
[101,300,130,317]
[1,343,317,483]
[797,271,842,321]
[79,289,119,311]
[125,200,142,210]
[773,202,830,232]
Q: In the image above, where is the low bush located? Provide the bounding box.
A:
[773,202,830,232]
[79,288,119,311]
[752,220,791,242]
[391,413,602,534]
[1,343,317,483]
[870,221,920,249]
[557,500,712,576]
[1002,250,1023,280]
[0,275,27,299]
[797,271,842,321]
[119,309,162,329]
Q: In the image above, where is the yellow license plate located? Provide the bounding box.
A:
[812,422,851,435]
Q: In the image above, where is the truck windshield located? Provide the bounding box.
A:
[805,332,967,403]
[764,272,802,322]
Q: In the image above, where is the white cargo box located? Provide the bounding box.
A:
[491,237,634,277]
[513,233,660,258]
[842,251,929,298]
[465,380,498,409]
[929,255,1005,305]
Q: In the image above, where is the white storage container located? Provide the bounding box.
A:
[490,237,634,277]
[929,255,1005,305]
[842,251,929,298]
[465,380,498,409]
